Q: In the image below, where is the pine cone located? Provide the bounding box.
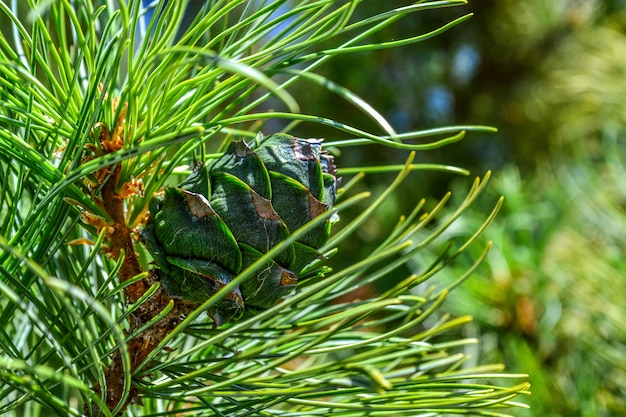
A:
[142,134,337,324]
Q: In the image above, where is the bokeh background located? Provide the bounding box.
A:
[292,1,626,416]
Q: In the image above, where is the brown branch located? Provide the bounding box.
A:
[93,165,195,415]
[100,165,148,302]
[99,278,194,414]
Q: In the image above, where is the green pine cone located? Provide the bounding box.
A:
[142,134,338,324]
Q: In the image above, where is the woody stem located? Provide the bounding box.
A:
[98,165,196,414]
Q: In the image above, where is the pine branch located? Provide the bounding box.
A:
[0,1,530,416]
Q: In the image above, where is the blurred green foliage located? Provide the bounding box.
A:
[423,160,626,417]
[292,1,626,416]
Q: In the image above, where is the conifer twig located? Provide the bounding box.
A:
[93,124,195,415]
